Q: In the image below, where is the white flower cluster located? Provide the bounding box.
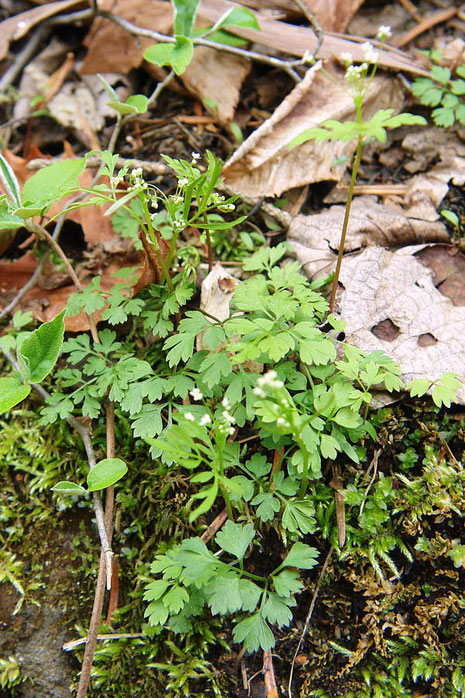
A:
[128,167,148,191]
[170,194,183,205]
[340,51,353,65]
[178,177,189,187]
[252,370,284,398]
[361,42,379,64]
[377,25,392,41]
[303,50,314,64]
[190,387,203,401]
[211,192,225,205]
[173,218,186,230]
[218,203,235,212]
[191,152,201,163]
[345,63,368,83]
[183,408,211,427]
[219,396,236,436]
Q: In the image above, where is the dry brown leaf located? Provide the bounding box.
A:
[80,0,173,74]
[223,66,403,197]
[416,245,465,307]
[0,0,83,61]
[180,47,250,123]
[298,0,363,32]
[402,127,465,186]
[288,197,449,279]
[334,245,465,404]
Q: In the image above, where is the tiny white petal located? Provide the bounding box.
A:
[184,412,195,422]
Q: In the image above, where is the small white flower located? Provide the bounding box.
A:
[190,388,203,401]
[361,42,379,64]
[229,427,235,436]
[184,412,195,422]
[345,65,362,82]
[253,387,265,397]
[131,167,143,177]
[277,417,286,426]
[222,410,235,424]
[191,152,201,161]
[303,50,314,64]
[178,178,189,187]
[377,25,392,41]
[199,414,211,426]
[222,397,230,408]
[340,51,353,64]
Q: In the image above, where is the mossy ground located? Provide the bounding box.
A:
[1,394,465,697]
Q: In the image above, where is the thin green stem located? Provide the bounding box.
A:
[328,133,363,313]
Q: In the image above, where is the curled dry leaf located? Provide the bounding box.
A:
[200,264,239,323]
[223,67,403,197]
[402,128,465,187]
[288,197,449,279]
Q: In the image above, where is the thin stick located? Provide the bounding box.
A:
[288,547,334,698]
[292,0,324,57]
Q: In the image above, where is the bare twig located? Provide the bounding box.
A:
[27,221,99,344]
[288,547,334,698]
[292,0,323,57]
[263,649,279,697]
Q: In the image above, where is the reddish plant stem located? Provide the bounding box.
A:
[76,402,116,698]
[328,135,363,314]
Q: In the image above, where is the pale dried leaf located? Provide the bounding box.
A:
[0,0,82,61]
[402,128,465,186]
[337,246,465,404]
[288,197,449,279]
[223,68,403,197]
[200,264,238,322]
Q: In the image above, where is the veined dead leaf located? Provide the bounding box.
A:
[223,67,403,197]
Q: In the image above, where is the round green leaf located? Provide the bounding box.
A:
[0,376,31,413]
[87,458,128,491]
[52,481,87,495]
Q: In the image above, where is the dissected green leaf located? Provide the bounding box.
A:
[215,521,255,560]
[281,542,319,570]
